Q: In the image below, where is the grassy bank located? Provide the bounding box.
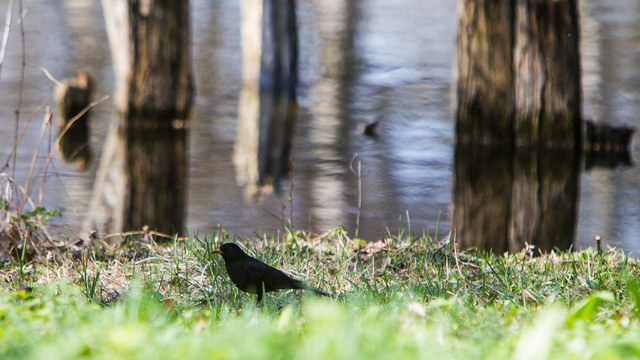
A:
[1,228,640,359]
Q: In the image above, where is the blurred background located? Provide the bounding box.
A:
[0,0,639,252]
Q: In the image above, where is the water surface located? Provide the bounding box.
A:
[0,0,639,253]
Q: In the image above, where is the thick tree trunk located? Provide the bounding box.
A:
[88,0,193,236]
[455,0,581,148]
[455,0,514,145]
[103,0,193,122]
[453,0,635,253]
[513,0,581,147]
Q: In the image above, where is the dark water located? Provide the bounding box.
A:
[0,0,639,253]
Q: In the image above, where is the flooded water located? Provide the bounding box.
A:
[0,0,639,253]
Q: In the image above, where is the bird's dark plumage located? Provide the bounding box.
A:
[213,243,330,304]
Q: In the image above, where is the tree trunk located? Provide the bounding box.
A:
[455,0,581,148]
[513,0,581,147]
[455,0,514,145]
[102,0,193,122]
[89,0,193,236]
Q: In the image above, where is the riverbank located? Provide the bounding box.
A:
[1,228,639,359]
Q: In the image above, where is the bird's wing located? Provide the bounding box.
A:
[242,258,301,292]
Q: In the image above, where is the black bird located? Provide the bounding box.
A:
[213,243,330,304]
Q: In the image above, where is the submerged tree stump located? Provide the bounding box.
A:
[54,72,94,171]
[583,121,635,169]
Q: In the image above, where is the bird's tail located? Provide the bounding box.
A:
[292,280,331,297]
[309,287,331,297]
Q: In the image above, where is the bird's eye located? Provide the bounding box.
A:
[227,247,233,252]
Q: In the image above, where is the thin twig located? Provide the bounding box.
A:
[12,1,27,181]
[14,95,108,216]
[17,109,51,215]
[349,153,358,175]
[0,174,16,223]
[289,156,294,229]
[262,205,285,223]
[48,160,81,220]
[41,95,109,175]
[280,199,286,230]
[260,205,327,240]
[104,229,188,242]
[453,231,472,288]
[3,95,52,170]
[134,257,172,265]
[356,161,361,237]
[37,112,53,206]
[14,183,36,215]
[36,66,63,86]
[595,235,602,255]
[349,153,362,238]
[0,0,14,77]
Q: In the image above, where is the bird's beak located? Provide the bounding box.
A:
[213,249,223,255]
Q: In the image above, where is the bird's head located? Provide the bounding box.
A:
[213,243,245,261]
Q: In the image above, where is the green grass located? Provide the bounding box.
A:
[2,228,640,359]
